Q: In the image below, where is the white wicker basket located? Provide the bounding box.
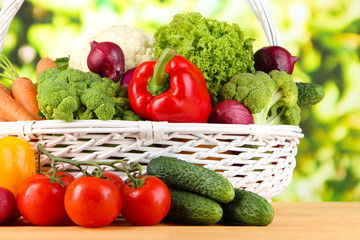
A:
[0,0,303,200]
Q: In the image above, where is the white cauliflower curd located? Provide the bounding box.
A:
[69,25,156,72]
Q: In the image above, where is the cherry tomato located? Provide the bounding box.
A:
[16,175,68,226]
[121,176,171,226]
[64,176,122,228]
[103,172,125,191]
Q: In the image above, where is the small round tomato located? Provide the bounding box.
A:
[54,172,75,188]
[22,172,75,189]
[64,176,122,228]
[121,176,171,226]
[16,175,68,226]
[103,172,125,191]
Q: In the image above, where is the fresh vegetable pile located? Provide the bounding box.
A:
[0,11,325,124]
[0,11,325,228]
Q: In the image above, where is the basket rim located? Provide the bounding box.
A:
[0,119,304,139]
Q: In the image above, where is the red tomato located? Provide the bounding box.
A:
[22,172,75,189]
[55,172,75,188]
[103,172,125,191]
[16,175,68,226]
[121,176,171,226]
[64,176,122,228]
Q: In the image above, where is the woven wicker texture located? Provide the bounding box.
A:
[0,120,303,200]
[0,0,303,200]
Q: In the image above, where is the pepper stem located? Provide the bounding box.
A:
[37,144,145,187]
[147,47,176,96]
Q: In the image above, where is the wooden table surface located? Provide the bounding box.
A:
[1,202,359,240]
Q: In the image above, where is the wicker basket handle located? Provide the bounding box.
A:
[245,0,283,46]
[0,0,283,51]
[0,0,24,51]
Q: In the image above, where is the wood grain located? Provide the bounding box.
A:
[0,202,359,240]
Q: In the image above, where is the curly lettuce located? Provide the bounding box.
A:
[154,12,255,104]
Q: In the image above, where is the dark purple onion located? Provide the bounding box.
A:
[254,46,299,74]
[209,100,254,124]
[120,67,136,88]
[87,41,125,82]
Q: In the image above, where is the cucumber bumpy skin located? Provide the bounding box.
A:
[147,157,235,203]
[221,189,274,226]
[165,189,223,225]
[296,82,325,107]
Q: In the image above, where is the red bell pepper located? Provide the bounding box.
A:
[128,48,211,123]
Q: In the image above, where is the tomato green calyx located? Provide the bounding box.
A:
[36,171,65,188]
[146,47,176,96]
[127,175,153,189]
[37,144,142,182]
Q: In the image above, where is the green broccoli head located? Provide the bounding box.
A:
[220,70,301,126]
[154,12,255,104]
[252,70,300,125]
[268,70,298,107]
[37,68,81,121]
[220,73,271,113]
[80,88,116,120]
[37,67,60,84]
[37,68,142,122]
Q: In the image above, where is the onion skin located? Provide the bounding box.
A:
[120,67,136,88]
[87,41,125,82]
[254,46,299,74]
[209,100,254,124]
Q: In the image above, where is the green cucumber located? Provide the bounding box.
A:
[296,82,325,107]
[221,189,274,226]
[165,189,223,225]
[147,157,235,203]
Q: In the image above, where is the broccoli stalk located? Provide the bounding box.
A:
[221,70,301,126]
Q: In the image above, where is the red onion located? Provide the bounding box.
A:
[209,100,254,124]
[120,67,136,88]
[87,41,125,82]
[0,187,20,224]
[254,46,299,74]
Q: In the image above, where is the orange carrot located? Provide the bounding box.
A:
[36,57,57,79]
[0,86,10,121]
[0,53,42,120]
[0,90,35,121]
[0,83,12,97]
[11,77,41,120]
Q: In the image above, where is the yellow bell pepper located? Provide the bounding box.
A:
[0,136,36,195]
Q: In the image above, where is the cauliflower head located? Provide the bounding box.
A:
[69,25,156,72]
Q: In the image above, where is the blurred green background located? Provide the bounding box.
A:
[1,0,359,201]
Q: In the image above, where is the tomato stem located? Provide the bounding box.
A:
[37,144,144,186]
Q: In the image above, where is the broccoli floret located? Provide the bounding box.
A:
[37,68,141,122]
[80,88,116,120]
[37,68,81,121]
[220,70,301,126]
[122,110,142,121]
[220,73,271,113]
